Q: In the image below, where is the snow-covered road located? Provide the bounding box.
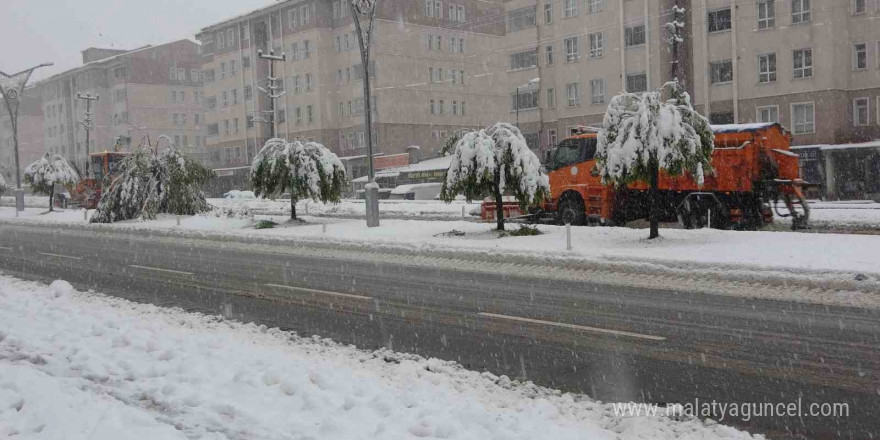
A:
[0,275,760,440]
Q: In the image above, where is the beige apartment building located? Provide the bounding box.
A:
[195,0,510,175]
[31,40,204,175]
[502,0,686,160]
[502,0,879,198]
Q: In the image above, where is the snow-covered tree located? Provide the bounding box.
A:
[440,122,549,231]
[24,153,80,212]
[90,147,213,223]
[596,81,714,239]
[250,138,347,220]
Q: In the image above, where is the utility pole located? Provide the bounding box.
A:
[256,50,286,139]
[0,62,53,211]
[349,0,380,227]
[666,2,687,82]
[76,93,99,177]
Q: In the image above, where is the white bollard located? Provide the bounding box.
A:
[566,223,572,251]
[322,223,327,233]
[462,205,466,218]
[176,215,181,226]
[83,210,88,221]
[707,209,712,229]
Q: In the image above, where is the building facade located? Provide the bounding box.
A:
[195,0,510,175]
[0,88,44,182]
[30,40,204,175]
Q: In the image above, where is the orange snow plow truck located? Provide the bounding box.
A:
[486,123,811,230]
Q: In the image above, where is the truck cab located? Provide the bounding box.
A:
[544,130,612,225]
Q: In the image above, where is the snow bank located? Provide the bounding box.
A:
[0,275,762,440]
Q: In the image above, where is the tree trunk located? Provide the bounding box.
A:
[49,193,54,212]
[649,157,660,239]
[290,197,297,220]
[494,174,505,231]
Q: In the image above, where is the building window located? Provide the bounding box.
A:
[546,88,555,108]
[792,0,811,24]
[231,89,238,105]
[544,2,553,24]
[244,86,252,101]
[224,120,230,135]
[758,0,775,29]
[511,90,538,111]
[589,79,605,104]
[565,83,580,107]
[589,32,604,59]
[793,48,813,78]
[194,113,201,125]
[507,6,537,32]
[300,5,310,25]
[169,67,177,80]
[708,8,732,32]
[303,40,311,58]
[430,99,436,114]
[548,129,557,147]
[222,91,229,107]
[587,0,604,14]
[545,45,554,66]
[758,53,777,83]
[217,32,225,50]
[277,109,286,124]
[564,36,579,62]
[792,102,815,134]
[710,113,734,124]
[852,0,866,14]
[457,5,465,21]
[510,49,538,70]
[227,29,234,47]
[854,97,870,126]
[306,73,313,91]
[563,0,578,18]
[307,105,314,123]
[710,60,734,84]
[757,105,779,123]
[461,101,467,116]
[626,73,648,93]
[296,107,303,124]
[425,0,434,17]
[434,0,442,18]
[625,23,646,47]
[854,43,867,70]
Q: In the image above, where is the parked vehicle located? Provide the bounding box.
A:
[71,151,130,209]
[389,183,443,200]
[484,123,811,230]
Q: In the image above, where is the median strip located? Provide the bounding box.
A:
[38,252,83,260]
[264,283,372,300]
[478,312,667,341]
[128,265,194,276]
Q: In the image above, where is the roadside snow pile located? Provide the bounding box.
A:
[222,190,256,200]
[0,275,762,440]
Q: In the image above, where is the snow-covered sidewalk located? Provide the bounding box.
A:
[0,275,760,440]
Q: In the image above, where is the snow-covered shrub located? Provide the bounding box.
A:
[595,80,714,238]
[90,147,214,223]
[440,123,549,231]
[23,153,80,212]
[250,138,346,220]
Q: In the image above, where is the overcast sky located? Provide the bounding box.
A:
[0,0,271,82]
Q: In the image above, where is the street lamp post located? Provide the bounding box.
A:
[76,93,99,177]
[515,77,540,129]
[348,0,380,227]
[0,62,53,211]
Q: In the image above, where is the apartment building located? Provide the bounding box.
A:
[503,0,879,199]
[502,0,685,160]
[31,40,204,175]
[690,0,880,200]
[195,0,510,174]
[0,88,44,181]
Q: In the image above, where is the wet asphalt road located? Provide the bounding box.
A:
[0,222,878,440]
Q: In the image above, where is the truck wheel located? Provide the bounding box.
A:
[557,196,586,226]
